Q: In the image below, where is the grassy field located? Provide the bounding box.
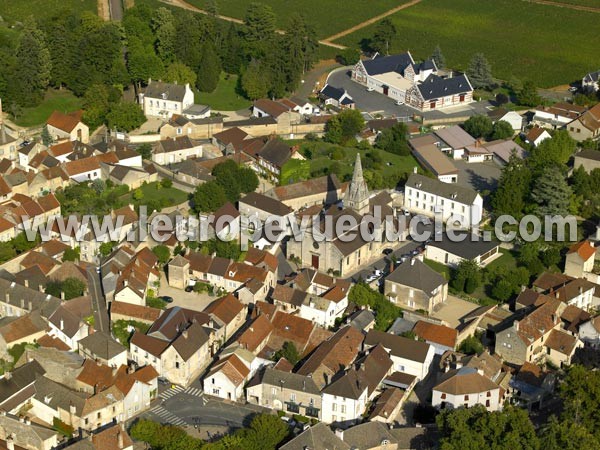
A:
[124,182,189,207]
[196,74,251,111]
[337,0,600,87]
[552,0,600,6]
[186,0,409,38]
[0,0,97,23]
[13,89,83,127]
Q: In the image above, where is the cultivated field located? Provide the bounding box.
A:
[185,0,411,38]
[336,0,600,87]
[549,0,600,7]
[0,0,97,23]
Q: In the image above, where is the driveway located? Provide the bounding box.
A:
[326,68,493,119]
[431,295,480,328]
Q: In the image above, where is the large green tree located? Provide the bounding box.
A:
[431,45,446,69]
[106,102,146,132]
[451,259,482,294]
[193,181,228,213]
[467,53,493,90]
[151,7,176,63]
[375,122,411,156]
[163,62,197,86]
[241,59,270,100]
[324,109,365,145]
[530,130,576,167]
[463,115,493,138]
[371,19,396,55]
[540,416,600,450]
[531,165,574,216]
[491,151,532,218]
[196,42,221,92]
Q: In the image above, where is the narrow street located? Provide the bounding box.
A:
[87,267,109,332]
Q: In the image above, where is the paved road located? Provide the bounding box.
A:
[109,0,123,20]
[87,267,109,332]
[326,68,493,119]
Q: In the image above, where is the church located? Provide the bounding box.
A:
[286,154,399,276]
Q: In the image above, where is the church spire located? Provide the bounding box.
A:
[345,153,370,213]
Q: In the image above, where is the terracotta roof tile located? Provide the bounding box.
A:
[567,240,596,261]
[237,314,274,352]
[413,321,457,348]
[46,110,84,133]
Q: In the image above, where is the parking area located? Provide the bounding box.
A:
[157,274,216,311]
[326,68,493,119]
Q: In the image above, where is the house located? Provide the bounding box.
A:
[318,84,355,109]
[267,174,344,210]
[404,173,483,228]
[202,293,246,343]
[203,347,255,401]
[574,149,600,174]
[246,367,321,419]
[0,360,46,414]
[252,99,296,121]
[583,70,600,92]
[238,191,294,226]
[466,139,526,165]
[384,258,448,314]
[110,301,162,326]
[0,412,59,450]
[236,313,274,354]
[140,81,195,119]
[113,248,159,306]
[254,138,302,180]
[78,331,128,367]
[17,141,45,169]
[567,103,600,141]
[412,321,457,355]
[297,326,364,389]
[47,296,92,351]
[524,126,551,147]
[320,369,368,427]
[46,110,89,143]
[64,425,134,450]
[408,73,473,112]
[433,125,476,159]
[532,102,586,130]
[364,330,435,381]
[432,366,503,411]
[564,240,596,278]
[487,108,523,131]
[533,271,596,311]
[495,297,583,366]
[0,313,48,358]
[425,232,500,267]
[182,103,211,120]
[152,136,203,165]
[129,307,220,386]
[104,163,158,189]
[63,156,105,182]
[579,316,600,347]
[280,422,349,450]
[286,96,318,115]
[409,137,459,182]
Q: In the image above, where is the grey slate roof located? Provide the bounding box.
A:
[239,191,293,216]
[365,329,431,363]
[406,173,479,204]
[144,81,187,102]
[584,70,600,83]
[258,139,293,169]
[0,278,61,319]
[248,367,320,395]
[428,232,500,261]
[576,149,600,162]
[33,376,87,416]
[280,423,350,450]
[342,422,397,449]
[385,258,447,296]
[362,53,414,76]
[0,360,45,406]
[417,73,472,100]
[320,84,346,101]
[78,331,126,360]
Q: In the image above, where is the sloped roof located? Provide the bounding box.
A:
[361,52,414,76]
[203,294,244,325]
[417,73,472,101]
[434,366,499,395]
[237,314,274,352]
[386,258,447,296]
[46,110,84,132]
[413,321,457,348]
[239,191,293,216]
[567,240,596,262]
[365,329,432,363]
[144,81,187,102]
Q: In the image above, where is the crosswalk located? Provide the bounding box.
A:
[149,405,186,426]
[183,386,203,397]
[159,385,184,400]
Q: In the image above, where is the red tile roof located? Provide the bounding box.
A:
[413,321,458,348]
[46,110,84,132]
[567,240,596,261]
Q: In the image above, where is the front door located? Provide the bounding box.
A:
[311,255,319,269]
[383,85,389,96]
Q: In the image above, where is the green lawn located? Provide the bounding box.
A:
[196,74,251,112]
[0,0,96,23]
[485,248,518,271]
[125,182,189,207]
[424,258,451,281]
[337,0,600,87]
[186,0,410,39]
[13,89,83,127]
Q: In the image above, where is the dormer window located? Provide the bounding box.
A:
[161,92,167,100]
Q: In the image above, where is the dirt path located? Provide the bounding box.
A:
[524,0,600,13]
[320,0,423,45]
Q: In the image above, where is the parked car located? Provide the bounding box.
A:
[184,286,194,292]
[382,248,394,256]
[373,269,383,277]
[161,296,174,303]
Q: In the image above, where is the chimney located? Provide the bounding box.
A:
[182,329,188,339]
[118,430,124,449]
[513,320,519,331]
[335,429,344,439]
[4,293,8,303]
[477,368,484,376]
[3,372,10,380]
[579,286,583,295]
[93,383,98,395]
[60,291,65,301]
[411,258,415,266]
[6,434,14,450]
[20,299,24,309]
[28,301,32,311]
[60,319,64,331]
[555,291,560,299]
[23,279,28,288]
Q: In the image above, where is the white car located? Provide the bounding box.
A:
[367,87,374,92]
[373,269,383,277]
[396,100,405,106]
[366,274,377,283]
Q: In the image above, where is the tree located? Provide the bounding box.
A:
[375,122,410,155]
[457,334,484,355]
[451,260,482,294]
[62,247,80,262]
[337,48,361,66]
[324,109,364,145]
[127,38,164,88]
[41,126,53,146]
[14,18,52,105]
[62,277,86,300]
[99,241,116,257]
[193,181,228,213]
[540,416,600,450]
[273,341,300,365]
[560,365,600,439]
[163,62,197,86]
[530,130,576,167]
[463,115,493,139]
[82,84,111,129]
[151,7,176,63]
[196,42,221,92]
[136,143,152,160]
[106,102,146,132]
[241,59,270,100]
[222,23,245,74]
[243,2,277,57]
[467,53,493,90]
[152,245,171,265]
[437,405,539,450]
[531,165,573,216]
[517,80,541,107]
[283,13,318,76]
[371,19,396,55]
[243,414,289,450]
[431,45,446,69]
[132,188,144,201]
[491,120,514,140]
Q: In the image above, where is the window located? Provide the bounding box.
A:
[464,395,469,401]
[177,127,182,135]
[175,362,180,369]
[290,393,296,402]
[340,405,346,414]
[332,403,337,412]
[332,415,337,422]
[306,406,319,418]
[212,389,220,395]
[430,101,436,109]
[486,400,490,407]
[441,393,446,399]
[272,387,277,395]
[287,402,299,413]
[486,391,491,397]
[97,412,101,419]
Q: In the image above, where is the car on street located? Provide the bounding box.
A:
[382,248,393,256]
[161,296,174,303]
[185,286,194,292]
[373,269,383,277]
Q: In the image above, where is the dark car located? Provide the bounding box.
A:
[158,377,170,385]
[161,296,174,303]
[184,286,194,293]
[382,248,394,256]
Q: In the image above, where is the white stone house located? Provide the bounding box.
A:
[140,81,194,119]
[432,367,503,412]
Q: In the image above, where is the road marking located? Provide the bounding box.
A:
[184,387,203,397]
[150,406,186,426]
[159,385,184,399]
